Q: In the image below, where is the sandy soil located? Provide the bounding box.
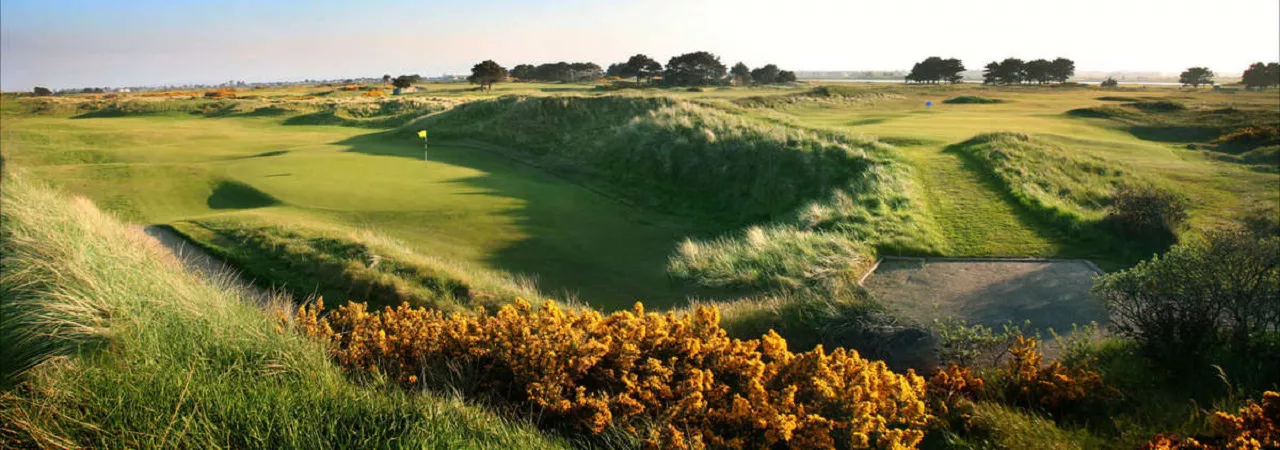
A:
[863,258,1107,333]
[141,225,276,305]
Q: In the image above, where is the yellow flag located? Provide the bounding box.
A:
[417,130,427,139]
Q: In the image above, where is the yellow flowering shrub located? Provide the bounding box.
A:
[294,299,931,449]
[926,364,984,424]
[999,336,1114,417]
[1141,391,1279,449]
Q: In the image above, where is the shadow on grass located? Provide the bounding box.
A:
[330,131,746,310]
[207,180,280,210]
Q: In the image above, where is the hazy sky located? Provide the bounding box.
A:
[2,0,1278,90]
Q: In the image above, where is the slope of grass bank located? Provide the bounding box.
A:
[167,215,544,312]
[0,176,565,449]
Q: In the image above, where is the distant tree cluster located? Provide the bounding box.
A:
[609,54,663,84]
[1178,67,1214,88]
[905,57,965,84]
[32,86,53,96]
[1100,77,1119,88]
[728,62,796,86]
[981,57,1075,85]
[509,62,604,83]
[391,74,422,89]
[661,51,727,86]
[1240,62,1280,89]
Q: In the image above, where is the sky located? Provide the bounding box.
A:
[2,0,1278,90]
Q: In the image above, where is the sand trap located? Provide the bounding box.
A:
[862,258,1107,333]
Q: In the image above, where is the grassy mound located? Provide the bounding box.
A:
[731,86,905,109]
[412,96,874,225]
[949,132,1135,236]
[412,95,941,291]
[168,216,542,312]
[283,99,452,128]
[942,96,1004,104]
[0,176,564,448]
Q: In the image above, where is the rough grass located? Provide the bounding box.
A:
[167,217,543,312]
[0,175,565,449]
[942,96,1004,104]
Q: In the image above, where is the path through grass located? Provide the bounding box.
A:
[900,144,1070,256]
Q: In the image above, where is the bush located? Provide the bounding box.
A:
[1100,78,1119,88]
[295,299,932,449]
[1105,184,1187,243]
[1093,228,1280,363]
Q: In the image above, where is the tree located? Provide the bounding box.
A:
[619,54,662,84]
[1179,67,1214,87]
[942,58,965,83]
[730,62,751,86]
[750,64,781,85]
[570,62,603,81]
[777,70,797,83]
[32,86,52,96]
[995,58,1026,84]
[605,63,623,78]
[467,60,508,91]
[1241,62,1280,89]
[391,75,419,89]
[663,51,727,86]
[1100,77,1119,88]
[381,74,391,84]
[1049,57,1075,83]
[982,62,1000,85]
[1023,59,1053,84]
[534,62,572,82]
[511,64,536,81]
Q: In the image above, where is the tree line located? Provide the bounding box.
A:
[462,51,796,90]
[981,58,1076,85]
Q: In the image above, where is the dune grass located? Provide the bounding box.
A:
[0,175,566,449]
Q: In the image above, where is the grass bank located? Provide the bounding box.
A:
[0,175,565,449]
[412,95,943,291]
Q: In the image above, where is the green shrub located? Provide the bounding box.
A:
[1092,228,1280,364]
[1104,184,1188,244]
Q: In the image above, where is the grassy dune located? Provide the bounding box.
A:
[0,175,565,449]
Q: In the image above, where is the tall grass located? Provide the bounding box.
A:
[0,175,565,449]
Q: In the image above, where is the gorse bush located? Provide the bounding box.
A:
[1141,391,1279,449]
[1093,228,1280,364]
[294,299,933,449]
